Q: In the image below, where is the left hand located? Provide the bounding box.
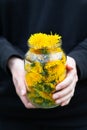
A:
[8,57,35,109]
[53,56,78,106]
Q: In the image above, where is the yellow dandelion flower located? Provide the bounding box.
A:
[58,70,66,82]
[56,62,66,76]
[45,61,66,84]
[46,74,56,83]
[30,62,43,73]
[28,33,61,49]
[25,72,42,87]
[61,52,67,64]
[24,60,31,72]
[34,88,53,101]
[45,60,61,69]
[25,60,43,74]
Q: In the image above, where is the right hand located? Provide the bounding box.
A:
[8,57,35,109]
[53,56,78,106]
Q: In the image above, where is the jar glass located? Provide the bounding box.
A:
[24,33,66,108]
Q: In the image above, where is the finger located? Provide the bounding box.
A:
[13,76,27,96]
[19,95,35,109]
[66,56,76,69]
[56,70,75,91]
[66,64,73,71]
[16,85,35,109]
[61,98,71,106]
[53,78,75,100]
[13,77,36,108]
[55,76,76,99]
[55,89,74,105]
[19,75,27,96]
[76,75,78,82]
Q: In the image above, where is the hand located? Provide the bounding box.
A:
[8,57,35,109]
[53,56,78,106]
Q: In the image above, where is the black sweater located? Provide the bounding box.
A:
[0,0,87,127]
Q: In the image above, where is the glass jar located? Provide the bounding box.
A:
[24,33,66,108]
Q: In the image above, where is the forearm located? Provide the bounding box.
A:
[68,38,87,80]
[0,37,24,73]
[7,57,24,74]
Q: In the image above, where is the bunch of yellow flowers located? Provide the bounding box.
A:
[25,33,66,108]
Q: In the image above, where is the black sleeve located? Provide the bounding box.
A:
[0,37,24,73]
[68,39,87,80]
[0,2,24,73]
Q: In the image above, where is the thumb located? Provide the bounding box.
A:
[20,79,27,96]
[66,56,74,71]
[21,87,26,96]
[14,77,27,96]
[66,64,73,71]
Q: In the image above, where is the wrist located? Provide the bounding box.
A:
[7,56,23,73]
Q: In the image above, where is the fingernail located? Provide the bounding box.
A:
[61,103,65,106]
[53,94,59,99]
[21,89,26,95]
[56,85,61,90]
[55,100,61,104]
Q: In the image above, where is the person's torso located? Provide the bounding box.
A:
[0,0,87,127]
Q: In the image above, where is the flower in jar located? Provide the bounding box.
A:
[28,33,61,49]
[25,72,42,87]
